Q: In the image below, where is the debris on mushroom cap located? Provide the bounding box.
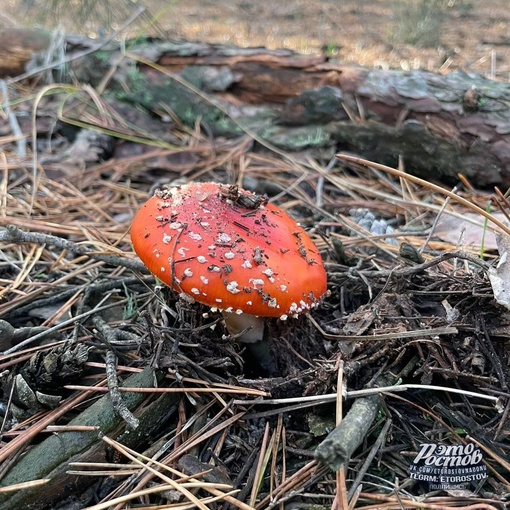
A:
[131,182,327,318]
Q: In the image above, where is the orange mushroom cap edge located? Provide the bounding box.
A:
[130,182,328,321]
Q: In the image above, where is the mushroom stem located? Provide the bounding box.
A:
[221,311,265,343]
[222,311,276,375]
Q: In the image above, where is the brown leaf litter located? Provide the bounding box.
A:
[0,54,509,510]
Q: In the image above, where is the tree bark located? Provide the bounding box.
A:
[134,41,510,187]
[116,43,510,187]
[0,28,52,78]
[0,368,176,510]
[4,31,510,187]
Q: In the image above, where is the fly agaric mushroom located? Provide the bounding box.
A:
[131,182,327,348]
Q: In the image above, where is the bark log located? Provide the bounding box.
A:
[4,32,510,187]
[133,41,510,187]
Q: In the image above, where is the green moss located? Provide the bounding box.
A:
[262,125,331,150]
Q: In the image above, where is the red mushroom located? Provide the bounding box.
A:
[131,182,327,349]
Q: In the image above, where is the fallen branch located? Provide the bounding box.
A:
[0,225,145,272]
[314,374,393,471]
[0,367,169,510]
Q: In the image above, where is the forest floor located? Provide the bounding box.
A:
[0,2,509,510]
[3,0,510,77]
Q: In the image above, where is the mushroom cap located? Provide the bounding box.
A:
[131,182,327,319]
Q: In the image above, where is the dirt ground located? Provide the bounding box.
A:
[3,0,510,78]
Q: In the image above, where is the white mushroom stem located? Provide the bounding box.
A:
[221,311,265,343]
[222,311,276,374]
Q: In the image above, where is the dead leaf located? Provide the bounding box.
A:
[488,233,510,309]
[435,212,505,250]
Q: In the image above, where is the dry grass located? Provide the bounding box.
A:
[0,3,509,509]
[2,0,510,78]
[1,86,509,506]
